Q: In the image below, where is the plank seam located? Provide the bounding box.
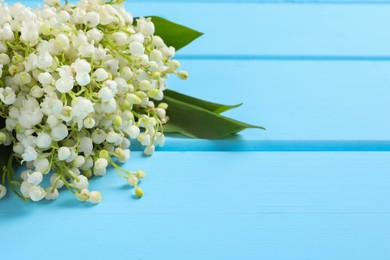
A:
[176,55,390,61]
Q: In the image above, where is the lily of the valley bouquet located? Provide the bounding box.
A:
[0,0,263,203]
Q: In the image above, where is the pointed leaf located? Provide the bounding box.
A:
[147,16,203,51]
[164,89,241,114]
[163,96,265,139]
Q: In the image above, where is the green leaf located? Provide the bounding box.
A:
[164,89,242,114]
[162,96,265,139]
[146,16,203,51]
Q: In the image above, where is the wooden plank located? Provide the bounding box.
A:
[126,3,390,56]
[1,152,390,259]
[144,59,390,151]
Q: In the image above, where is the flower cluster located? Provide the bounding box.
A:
[0,0,187,203]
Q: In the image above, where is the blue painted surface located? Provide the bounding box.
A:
[2,152,390,259]
[2,0,390,259]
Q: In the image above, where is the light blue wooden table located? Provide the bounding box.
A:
[1,0,390,259]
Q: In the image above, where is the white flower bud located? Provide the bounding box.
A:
[55,33,70,50]
[129,41,144,57]
[74,59,91,73]
[20,181,34,197]
[111,32,128,46]
[98,87,113,102]
[45,187,59,200]
[20,170,33,181]
[27,171,43,185]
[30,85,44,98]
[0,53,10,65]
[58,146,71,161]
[36,132,52,149]
[57,10,70,23]
[22,146,38,162]
[126,125,140,139]
[106,131,122,144]
[33,158,50,174]
[126,176,138,186]
[76,188,90,202]
[153,36,164,48]
[72,175,89,190]
[83,117,95,129]
[93,68,108,82]
[76,72,91,86]
[0,24,14,41]
[92,129,106,144]
[88,191,102,204]
[139,18,155,36]
[94,158,108,176]
[120,67,133,81]
[50,173,64,189]
[0,87,16,105]
[84,12,100,28]
[87,28,103,43]
[79,136,93,155]
[44,0,60,7]
[115,147,130,163]
[144,144,155,155]
[37,52,53,69]
[56,76,74,93]
[29,186,47,201]
[51,123,68,141]
[139,80,152,91]
[73,155,86,168]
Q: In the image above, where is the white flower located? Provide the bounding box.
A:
[88,191,102,204]
[51,123,68,141]
[144,144,155,155]
[126,125,140,139]
[44,0,60,7]
[37,51,53,69]
[83,117,95,129]
[20,21,39,46]
[0,184,6,199]
[27,171,43,185]
[129,41,144,57]
[139,80,152,91]
[98,87,113,102]
[0,23,14,41]
[73,155,85,168]
[45,187,59,200]
[74,58,91,73]
[33,158,50,174]
[115,147,130,163]
[29,185,46,201]
[58,146,71,161]
[22,146,38,162]
[20,181,34,197]
[93,68,108,82]
[71,97,94,119]
[72,175,89,190]
[86,28,103,43]
[41,95,63,115]
[50,173,64,188]
[79,136,93,155]
[106,131,122,144]
[56,76,74,93]
[54,33,70,51]
[19,97,43,128]
[76,72,91,86]
[93,158,108,176]
[139,17,155,36]
[137,133,150,146]
[84,12,100,28]
[0,87,16,105]
[126,176,138,187]
[36,132,52,149]
[91,128,106,144]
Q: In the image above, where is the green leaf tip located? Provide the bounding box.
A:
[162,93,265,139]
[143,16,203,51]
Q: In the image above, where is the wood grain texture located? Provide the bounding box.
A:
[1,152,390,259]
